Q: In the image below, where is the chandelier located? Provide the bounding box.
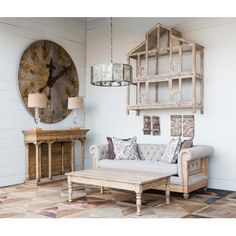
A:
[90,18,132,87]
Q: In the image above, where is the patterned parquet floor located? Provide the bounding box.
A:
[0,181,236,218]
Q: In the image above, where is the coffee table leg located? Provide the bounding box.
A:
[136,192,142,216]
[165,178,170,205]
[68,177,72,202]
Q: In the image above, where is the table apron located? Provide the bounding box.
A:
[142,178,169,191]
[69,176,169,193]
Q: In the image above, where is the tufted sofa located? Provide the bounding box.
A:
[90,143,214,199]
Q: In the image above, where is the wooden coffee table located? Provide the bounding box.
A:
[65,168,171,216]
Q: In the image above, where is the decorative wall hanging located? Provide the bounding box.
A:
[171,115,182,136]
[126,23,204,115]
[143,115,151,135]
[152,116,160,135]
[90,18,132,87]
[183,115,195,137]
[18,40,79,123]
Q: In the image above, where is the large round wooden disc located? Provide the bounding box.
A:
[18,40,79,123]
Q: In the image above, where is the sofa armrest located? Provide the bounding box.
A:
[177,145,214,181]
[179,145,214,162]
[90,144,109,168]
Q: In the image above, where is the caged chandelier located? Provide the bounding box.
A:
[90,18,132,87]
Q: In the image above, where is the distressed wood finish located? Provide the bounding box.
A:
[80,140,85,171]
[127,23,204,114]
[153,154,209,199]
[26,144,30,181]
[23,129,89,185]
[18,40,79,124]
[66,168,171,216]
[61,142,65,174]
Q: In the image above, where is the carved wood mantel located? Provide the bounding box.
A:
[23,129,89,185]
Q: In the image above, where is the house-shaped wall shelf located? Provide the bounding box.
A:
[126,24,204,115]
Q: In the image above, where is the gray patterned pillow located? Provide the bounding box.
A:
[172,137,182,164]
[161,137,181,164]
[112,137,139,160]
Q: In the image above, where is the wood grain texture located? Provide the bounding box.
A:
[66,168,172,184]
[23,129,89,184]
[66,168,171,216]
[18,40,79,123]
[126,23,204,114]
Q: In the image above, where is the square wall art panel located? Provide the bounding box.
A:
[171,115,182,136]
[143,115,151,135]
[183,115,195,137]
[152,116,160,136]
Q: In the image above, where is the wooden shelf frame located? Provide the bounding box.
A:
[126,24,204,115]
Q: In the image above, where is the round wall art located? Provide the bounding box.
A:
[18,40,79,123]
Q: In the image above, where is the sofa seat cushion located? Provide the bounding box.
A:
[98,160,178,175]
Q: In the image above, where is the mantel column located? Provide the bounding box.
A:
[80,139,85,170]
[26,143,30,181]
[61,142,65,174]
[71,141,75,172]
[39,143,42,178]
[48,142,53,179]
[35,142,40,183]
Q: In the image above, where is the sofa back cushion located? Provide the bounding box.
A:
[137,144,166,161]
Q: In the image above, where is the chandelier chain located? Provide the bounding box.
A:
[110,17,113,63]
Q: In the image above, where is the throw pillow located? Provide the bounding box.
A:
[181,138,193,150]
[107,137,130,159]
[107,137,115,159]
[161,137,181,164]
[172,137,182,164]
[112,136,139,160]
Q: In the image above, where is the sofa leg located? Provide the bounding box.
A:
[183,193,189,200]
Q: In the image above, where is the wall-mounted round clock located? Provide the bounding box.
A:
[18,40,79,123]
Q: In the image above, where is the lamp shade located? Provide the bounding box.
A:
[68,97,83,110]
[28,93,47,108]
[91,63,132,87]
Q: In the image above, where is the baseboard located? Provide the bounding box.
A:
[208,177,236,191]
[0,175,25,188]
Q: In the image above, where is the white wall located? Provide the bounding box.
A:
[1,17,236,191]
[85,17,236,191]
[0,18,86,187]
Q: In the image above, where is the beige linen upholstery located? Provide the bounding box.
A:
[179,145,214,161]
[177,145,214,180]
[90,143,214,198]
[137,144,166,161]
[98,159,178,175]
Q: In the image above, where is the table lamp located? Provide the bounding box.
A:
[68,97,83,129]
[28,93,47,130]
